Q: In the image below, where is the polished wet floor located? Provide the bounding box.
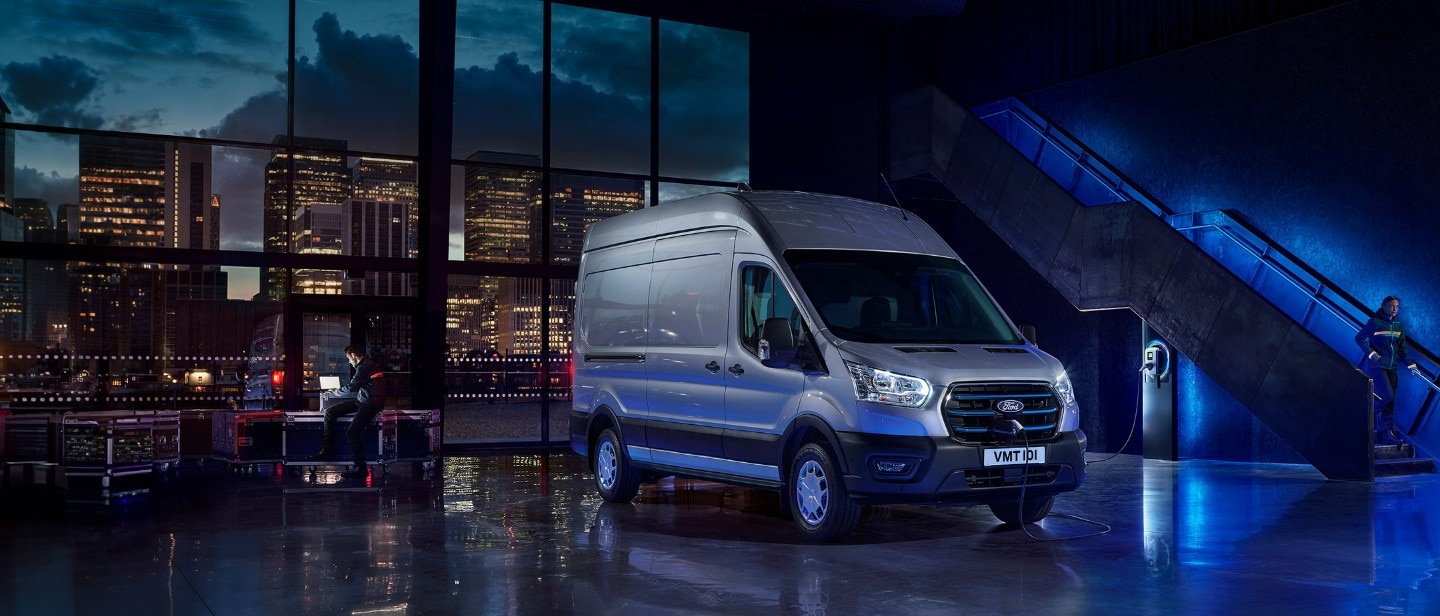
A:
[1,452,1437,615]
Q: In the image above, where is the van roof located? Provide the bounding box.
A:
[583,190,956,257]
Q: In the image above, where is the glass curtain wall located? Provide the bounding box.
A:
[0,0,748,447]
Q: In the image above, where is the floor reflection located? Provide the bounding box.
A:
[5,453,1440,613]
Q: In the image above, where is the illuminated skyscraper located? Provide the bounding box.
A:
[463,152,542,263]
[495,278,574,357]
[73,138,222,359]
[549,176,645,264]
[351,157,417,259]
[79,135,166,247]
[291,202,345,295]
[167,142,219,267]
[445,274,489,356]
[493,174,641,356]
[262,137,349,299]
[0,211,22,341]
[11,198,54,234]
[345,198,412,296]
[459,153,542,355]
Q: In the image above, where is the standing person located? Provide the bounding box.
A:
[309,345,385,478]
[1356,296,1419,445]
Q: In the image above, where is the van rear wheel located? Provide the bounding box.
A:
[789,443,861,542]
[594,428,640,503]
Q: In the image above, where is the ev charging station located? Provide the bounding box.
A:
[1141,322,1178,461]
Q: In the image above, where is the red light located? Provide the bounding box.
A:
[272,370,283,389]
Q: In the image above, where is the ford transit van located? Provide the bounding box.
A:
[571,191,1086,541]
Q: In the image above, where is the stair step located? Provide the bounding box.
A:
[1375,457,1436,478]
[1375,444,1416,460]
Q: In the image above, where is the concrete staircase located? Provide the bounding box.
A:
[889,85,1397,480]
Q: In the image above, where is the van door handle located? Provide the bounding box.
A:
[728,364,745,376]
[705,361,720,373]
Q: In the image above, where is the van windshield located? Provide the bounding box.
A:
[786,250,1021,345]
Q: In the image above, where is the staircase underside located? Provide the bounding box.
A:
[889,86,1376,481]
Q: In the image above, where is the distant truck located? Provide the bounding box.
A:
[570,191,1087,541]
[241,313,348,409]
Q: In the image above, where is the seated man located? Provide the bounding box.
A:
[310,345,385,477]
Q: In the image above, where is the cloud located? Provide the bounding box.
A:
[0,55,105,128]
[12,166,79,215]
[206,89,285,143]
[453,53,543,158]
[209,12,417,153]
[112,108,167,132]
[549,72,650,173]
[13,0,277,67]
[455,0,542,68]
[552,18,651,99]
[295,12,420,152]
[209,11,747,179]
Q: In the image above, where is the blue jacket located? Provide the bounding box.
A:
[340,357,386,409]
[1355,311,1412,370]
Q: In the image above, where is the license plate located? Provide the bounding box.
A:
[983,446,1045,467]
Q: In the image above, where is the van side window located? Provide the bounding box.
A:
[648,254,726,347]
[580,265,650,347]
[739,265,808,369]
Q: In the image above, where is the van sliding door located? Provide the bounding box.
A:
[641,231,734,467]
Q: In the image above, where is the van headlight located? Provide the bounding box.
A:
[845,361,931,408]
[1055,371,1080,432]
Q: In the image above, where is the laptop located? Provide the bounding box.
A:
[319,376,342,391]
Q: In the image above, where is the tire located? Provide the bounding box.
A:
[788,443,861,542]
[988,494,1055,527]
[860,505,893,524]
[593,427,640,503]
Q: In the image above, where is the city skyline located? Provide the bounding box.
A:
[0,1,747,409]
[1,2,751,291]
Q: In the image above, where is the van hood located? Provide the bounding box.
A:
[837,342,1060,379]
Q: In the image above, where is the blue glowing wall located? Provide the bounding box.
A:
[1005,2,1439,461]
[1018,2,1438,349]
[1176,355,1305,465]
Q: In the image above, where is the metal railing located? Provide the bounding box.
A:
[972,97,1440,436]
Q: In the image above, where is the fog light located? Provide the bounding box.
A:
[873,459,912,474]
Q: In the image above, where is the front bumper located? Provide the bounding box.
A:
[835,429,1087,506]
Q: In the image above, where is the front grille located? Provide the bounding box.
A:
[944,382,1059,444]
[964,464,1061,488]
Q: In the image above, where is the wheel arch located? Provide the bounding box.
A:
[584,405,621,472]
[779,413,848,476]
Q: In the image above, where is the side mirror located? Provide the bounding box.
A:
[1020,324,1037,346]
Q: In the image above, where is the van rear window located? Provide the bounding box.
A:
[580,264,651,347]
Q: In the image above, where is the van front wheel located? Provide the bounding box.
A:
[594,428,640,503]
[988,495,1055,527]
[789,443,861,542]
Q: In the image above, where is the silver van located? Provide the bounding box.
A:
[570,191,1086,541]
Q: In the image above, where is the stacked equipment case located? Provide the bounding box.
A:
[61,410,155,489]
[282,410,395,472]
[212,410,285,468]
[387,409,441,470]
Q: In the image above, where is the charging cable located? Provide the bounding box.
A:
[1014,420,1114,541]
[1087,363,1146,464]
[1011,352,1152,541]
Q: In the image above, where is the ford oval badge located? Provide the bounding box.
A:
[996,399,1025,413]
